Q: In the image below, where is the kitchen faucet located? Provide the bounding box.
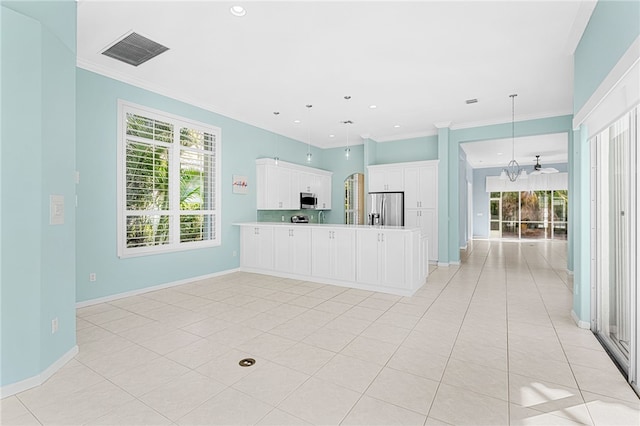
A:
[318,210,325,224]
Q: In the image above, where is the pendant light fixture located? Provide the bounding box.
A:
[305,104,313,163]
[342,120,353,158]
[343,95,352,158]
[500,94,527,182]
[272,111,280,165]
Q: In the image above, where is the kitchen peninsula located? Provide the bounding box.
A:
[235,222,428,296]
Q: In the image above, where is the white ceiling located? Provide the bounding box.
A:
[459,132,568,169]
[77,0,595,162]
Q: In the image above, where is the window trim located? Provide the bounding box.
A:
[117,100,222,258]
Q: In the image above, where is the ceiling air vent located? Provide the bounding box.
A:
[102,32,169,67]
[465,98,478,104]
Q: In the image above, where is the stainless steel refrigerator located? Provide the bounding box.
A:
[368,192,404,226]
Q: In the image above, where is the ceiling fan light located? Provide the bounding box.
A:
[499,170,508,180]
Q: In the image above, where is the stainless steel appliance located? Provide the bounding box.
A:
[368,192,404,226]
[291,215,309,223]
[300,192,317,209]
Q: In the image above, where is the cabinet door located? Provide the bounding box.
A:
[273,227,294,272]
[241,226,273,269]
[385,168,404,191]
[334,228,356,281]
[418,166,437,209]
[316,174,332,210]
[311,228,333,279]
[291,227,312,276]
[369,167,403,192]
[356,230,381,285]
[421,209,438,262]
[404,168,420,208]
[406,209,438,262]
[380,231,406,286]
[405,166,437,208]
[267,166,292,209]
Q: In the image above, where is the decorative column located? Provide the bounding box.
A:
[434,121,451,266]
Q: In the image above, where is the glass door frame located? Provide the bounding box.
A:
[590,106,638,395]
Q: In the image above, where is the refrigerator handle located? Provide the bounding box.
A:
[381,196,385,225]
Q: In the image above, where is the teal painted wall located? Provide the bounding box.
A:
[471,163,569,239]
[448,115,574,264]
[571,0,640,325]
[372,135,438,165]
[574,0,640,113]
[1,2,77,387]
[75,69,320,303]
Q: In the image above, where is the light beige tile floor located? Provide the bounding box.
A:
[2,240,638,425]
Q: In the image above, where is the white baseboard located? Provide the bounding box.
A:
[437,262,449,267]
[460,244,468,250]
[571,310,591,329]
[76,268,240,308]
[1,345,78,399]
[567,269,575,276]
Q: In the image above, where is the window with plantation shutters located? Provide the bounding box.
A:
[117,101,221,257]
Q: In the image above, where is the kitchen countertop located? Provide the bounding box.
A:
[233,222,420,231]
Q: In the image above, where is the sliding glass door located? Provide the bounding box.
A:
[489,190,568,240]
[591,106,638,393]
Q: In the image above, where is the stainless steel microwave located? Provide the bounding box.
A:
[300,192,317,209]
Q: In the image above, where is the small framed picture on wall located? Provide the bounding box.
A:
[232,175,248,194]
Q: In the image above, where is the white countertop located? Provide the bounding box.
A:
[233,222,420,231]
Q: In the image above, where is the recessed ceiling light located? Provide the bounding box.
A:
[230,6,246,17]
[393,124,401,128]
[497,152,503,155]
[293,120,301,124]
[329,134,335,138]
[369,105,377,109]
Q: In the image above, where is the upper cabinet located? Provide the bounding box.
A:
[368,165,404,192]
[256,158,333,210]
[403,163,438,209]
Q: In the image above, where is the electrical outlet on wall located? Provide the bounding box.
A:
[89,273,97,282]
[51,318,59,334]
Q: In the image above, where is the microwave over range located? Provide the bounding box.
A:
[300,192,317,209]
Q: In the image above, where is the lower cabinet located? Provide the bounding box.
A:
[240,226,274,270]
[405,208,438,262]
[311,228,356,281]
[274,227,312,276]
[237,224,426,296]
[356,229,407,288]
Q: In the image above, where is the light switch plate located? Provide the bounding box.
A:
[50,195,64,225]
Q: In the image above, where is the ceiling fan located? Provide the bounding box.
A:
[531,155,559,175]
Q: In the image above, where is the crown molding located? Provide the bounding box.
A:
[450,109,573,131]
[374,129,438,143]
[433,121,452,129]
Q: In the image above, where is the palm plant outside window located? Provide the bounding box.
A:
[118,102,220,257]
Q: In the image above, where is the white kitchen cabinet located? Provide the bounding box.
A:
[316,174,332,210]
[368,165,404,192]
[274,226,312,276]
[356,229,407,287]
[404,163,437,209]
[256,159,332,211]
[240,226,274,270]
[257,163,294,210]
[405,208,438,262]
[311,228,355,281]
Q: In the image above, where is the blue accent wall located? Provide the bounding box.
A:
[75,69,324,303]
[373,135,438,165]
[574,0,640,113]
[471,163,569,239]
[571,0,640,326]
[1,2,77,387]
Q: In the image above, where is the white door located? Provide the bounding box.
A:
[311,228,333,279]
[291,227,312,276]
[356,230,381,284]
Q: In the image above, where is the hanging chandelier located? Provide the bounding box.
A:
[500,94,527,182]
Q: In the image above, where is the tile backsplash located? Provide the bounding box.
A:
[257,210,324,223]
